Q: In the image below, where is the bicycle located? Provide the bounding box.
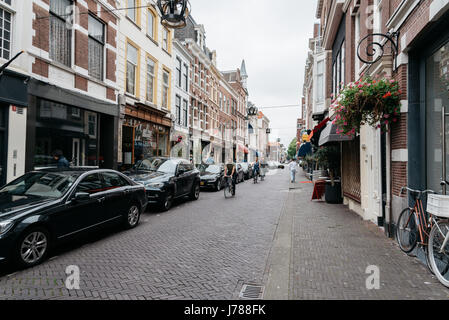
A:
[253,168,259,184]
[224,176,235,198]
[427,180,449,287]
[396,186,436,273]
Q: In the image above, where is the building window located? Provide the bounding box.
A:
[162,28,169,51]
[183,99,188,127]
[49,0,72,67]
[332,41,345,96]
[162,69,170,109]
[87,112,97,138]
[146,57,155,102]
[88,15,105,81]
[176,57,182,87]
[0,4,11,60]
[316,60,324,103]
[127,0,136,23]
[147,8,156,39]
[183,64,188,91]
[126,42,138,95]
[175,95,181,125]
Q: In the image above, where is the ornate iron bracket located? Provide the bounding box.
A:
[357,32,400,69]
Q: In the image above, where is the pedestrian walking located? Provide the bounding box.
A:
[289,159,298,183]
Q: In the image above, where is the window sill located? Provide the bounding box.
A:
[146,35,159,46]
[162,48,172,57]
[126,16,141,30]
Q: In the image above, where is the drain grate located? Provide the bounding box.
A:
[239,284,264,300]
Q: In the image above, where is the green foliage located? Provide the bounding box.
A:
[331,77,402,136]
[287,137,297,159]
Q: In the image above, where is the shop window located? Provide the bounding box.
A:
[49,0,72,67]
[426,41,449,193]
[0,4,12,60]
[88,14,105,81]
[126,42,138,95]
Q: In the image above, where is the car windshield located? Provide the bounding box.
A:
[0,172,77,199]
[199,165,221,174]
[135,158,177,174]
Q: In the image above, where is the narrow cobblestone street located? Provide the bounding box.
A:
[1,169,449,300]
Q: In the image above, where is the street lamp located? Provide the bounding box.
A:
[266,128,271,134]
[157,0,191,29]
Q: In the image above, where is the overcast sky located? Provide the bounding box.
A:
[190,0,318,147]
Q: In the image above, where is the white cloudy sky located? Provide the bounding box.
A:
[190,0,318,147]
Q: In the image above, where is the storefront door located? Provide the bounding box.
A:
[0,106,7,185]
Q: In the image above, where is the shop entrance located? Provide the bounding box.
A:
[0,106,7,185]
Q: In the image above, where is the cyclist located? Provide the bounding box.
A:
[224,159,236,196]
[253,157,260,180]
[260,157,268,179]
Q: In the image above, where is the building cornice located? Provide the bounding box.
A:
[322,0,345,50]
[386,0,420,31]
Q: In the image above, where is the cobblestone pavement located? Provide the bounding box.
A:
[289,174,449,299]
[0,169,289,300]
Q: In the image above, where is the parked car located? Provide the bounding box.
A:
[198,164,225,191]
[125,157,200,211]
[274,161,285,169]
[239,162,253,180]
[0,168,147,268]
[235,163,245,183]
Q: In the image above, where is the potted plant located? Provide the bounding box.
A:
[315,145,342,204]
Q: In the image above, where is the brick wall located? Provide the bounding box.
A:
[392,161,407,197]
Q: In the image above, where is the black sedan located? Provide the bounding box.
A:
[239,162,253,180]
[0,168,147,268]
[198,164,225,191]
[125,157,200,211]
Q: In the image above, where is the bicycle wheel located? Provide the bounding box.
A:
[428,220,449,287]
[423,245,435,275]
[396,207,418,253]
[224,181,232,198]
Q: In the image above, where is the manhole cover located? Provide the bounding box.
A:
[239,284,264,300]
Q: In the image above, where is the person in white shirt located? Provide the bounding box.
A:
[289,159,298,183]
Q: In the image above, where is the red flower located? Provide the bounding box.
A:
[383,92,392,99]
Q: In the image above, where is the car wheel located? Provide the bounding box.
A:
[216,180,221,192]
[160,192,173,211]
[190,182,200,200]
[124,203,140,229]
[15,227,50,268]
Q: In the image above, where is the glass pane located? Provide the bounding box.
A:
[88,38,103,80]
[126,62,135,94]
[76,174,102,194]
[426,41,449,193]
[88,15,104,42]
[127,43,138,65]
[50,0,71,17]
[147,11,154,37]
[127,0,136,21]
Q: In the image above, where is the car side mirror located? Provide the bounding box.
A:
[176,169,185,177]
[73,192,90,202]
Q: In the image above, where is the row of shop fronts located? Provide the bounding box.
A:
[303,0,449,237]
[0,71,252,186]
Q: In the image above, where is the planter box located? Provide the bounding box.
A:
[325,180,343,204]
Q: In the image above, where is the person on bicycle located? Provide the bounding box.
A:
[253,157,260,178]
[224,159,236,196]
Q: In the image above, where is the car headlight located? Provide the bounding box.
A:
[0,220,14,236]
[145,182,165,189]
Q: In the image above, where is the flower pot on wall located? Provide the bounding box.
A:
[325,180,343,204]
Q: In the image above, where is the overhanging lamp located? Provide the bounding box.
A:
[157,0,191,29]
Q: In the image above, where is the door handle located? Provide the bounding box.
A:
[97,197,106,203]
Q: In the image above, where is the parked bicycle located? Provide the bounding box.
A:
[224,176,235,198]
[396,186,436,273]
[427,181,449,287]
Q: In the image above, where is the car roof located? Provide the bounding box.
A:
[34,167,118,177]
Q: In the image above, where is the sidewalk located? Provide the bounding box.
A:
[264,175,449,300]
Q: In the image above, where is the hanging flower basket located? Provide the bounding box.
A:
[331,78,402,137]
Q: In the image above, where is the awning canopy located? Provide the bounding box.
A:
[318,120,354,146]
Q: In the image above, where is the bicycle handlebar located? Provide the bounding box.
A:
[400,186,436,198]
